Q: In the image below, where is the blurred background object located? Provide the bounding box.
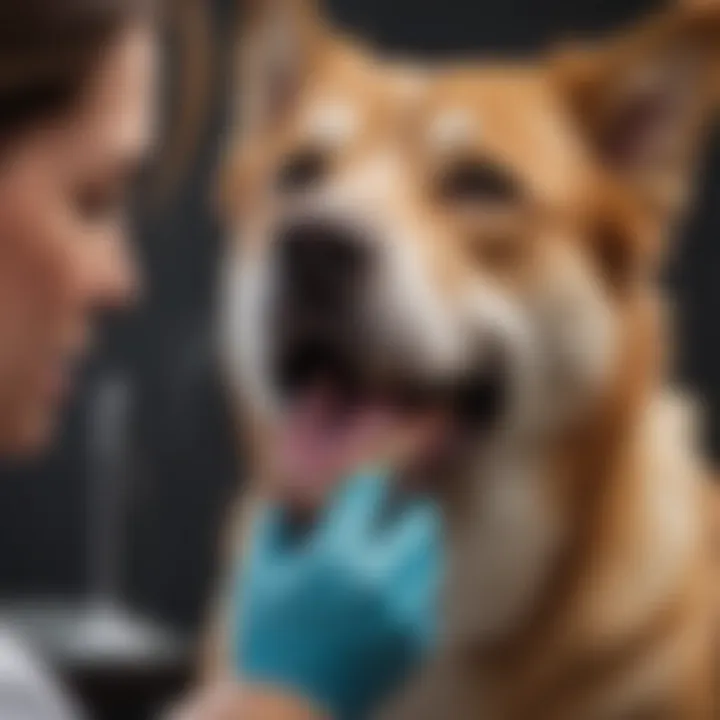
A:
[0,0,718,718]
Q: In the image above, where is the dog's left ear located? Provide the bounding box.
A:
[235,0,329,138]
[553,3,720,219]
[218,1,331,216]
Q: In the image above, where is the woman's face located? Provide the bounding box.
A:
[0,24,158,455]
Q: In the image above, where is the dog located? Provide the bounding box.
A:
[210,1,720,717]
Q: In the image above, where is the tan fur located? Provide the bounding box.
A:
[209,2,720,717]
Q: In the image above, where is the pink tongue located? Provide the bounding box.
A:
[277,387,390,499]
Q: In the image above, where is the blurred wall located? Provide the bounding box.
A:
[1,0,718,635]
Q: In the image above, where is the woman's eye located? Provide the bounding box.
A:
[438,159,521,204]
[75,183,125,222]
[276,148,328,193]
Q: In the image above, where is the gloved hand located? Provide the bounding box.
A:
[233,471,442,720]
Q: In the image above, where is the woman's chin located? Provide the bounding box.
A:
[0,407,60,460]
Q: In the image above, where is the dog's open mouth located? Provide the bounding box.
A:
[272,334,507,502]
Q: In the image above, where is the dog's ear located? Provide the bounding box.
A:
[235,0,328,137]
[553,3,720,219]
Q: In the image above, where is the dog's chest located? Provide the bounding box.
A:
[442,452,563,644]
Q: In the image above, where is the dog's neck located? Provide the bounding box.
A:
[440,434,562,646]
[437,292,702,664]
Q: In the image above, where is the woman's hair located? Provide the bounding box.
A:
[0,0,156,134]
[0,0,213,194]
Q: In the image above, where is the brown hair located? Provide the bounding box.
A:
[0,0,159,134]
[0,0,213,197]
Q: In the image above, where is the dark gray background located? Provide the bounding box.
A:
[0,0,717,637]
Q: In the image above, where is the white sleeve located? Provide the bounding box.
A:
[0,631,84,720]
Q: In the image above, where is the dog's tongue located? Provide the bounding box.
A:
[277,387,392,502]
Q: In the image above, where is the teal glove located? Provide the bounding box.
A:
[233,471,442,720]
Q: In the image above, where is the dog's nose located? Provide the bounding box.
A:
[276,219,370,306]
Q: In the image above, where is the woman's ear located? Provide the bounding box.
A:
[235,0,329,139]
[552,2,720,219]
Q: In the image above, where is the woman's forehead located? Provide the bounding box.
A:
[70,24,159,165]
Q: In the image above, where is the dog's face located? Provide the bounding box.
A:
[222,1,718,500]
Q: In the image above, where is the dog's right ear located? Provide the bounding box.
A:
[552,3,720,220]
[235,0,328,138]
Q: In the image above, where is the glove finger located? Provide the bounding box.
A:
[390,517,443,642]
[379,499,442,568]
[245,503,288,567]
[318,467,390,544]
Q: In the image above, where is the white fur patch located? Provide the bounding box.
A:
[304,99,361,147]
[428,110,476,154]
[444,447,563,644]
[370,237,465,379]
[220,241,278,421]
[580,392,702,642]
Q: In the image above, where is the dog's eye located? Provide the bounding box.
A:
[277,149,327,193]
[439,160,520,204]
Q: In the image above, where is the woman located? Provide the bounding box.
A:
[0,1,440,718]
